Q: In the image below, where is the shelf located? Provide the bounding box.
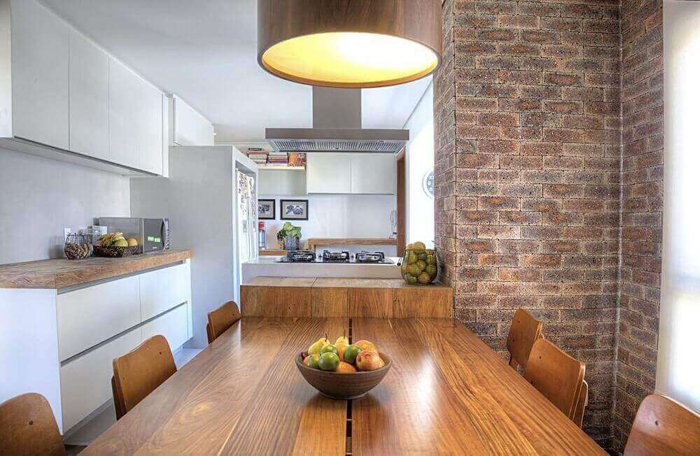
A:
[257,165,306,171]
[307,238,398,251]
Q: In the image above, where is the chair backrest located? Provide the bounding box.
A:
[506,308,543,370]
[573,380,588,428]
[524,338,585,420]
[625,394,700,456]
[112,335,176,419]
[0,393,65,456]
[207,301,241,344]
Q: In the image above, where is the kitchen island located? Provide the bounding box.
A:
[242,256,403,282]
[241,276,453,318]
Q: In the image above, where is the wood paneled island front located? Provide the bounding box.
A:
[241,277,453,318]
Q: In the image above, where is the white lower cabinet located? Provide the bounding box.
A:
[60,327,142,431]
[141,304,189,353]
[57,276,140,362]
[57,261,192,433]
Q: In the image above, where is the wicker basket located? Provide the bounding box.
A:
[94,245,141,258]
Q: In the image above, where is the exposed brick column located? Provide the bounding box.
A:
[435,0,622,447]
[613,0,663,451]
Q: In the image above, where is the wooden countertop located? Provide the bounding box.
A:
[307,238,397,251]
[84,318,605,455]
[0,249,192,290]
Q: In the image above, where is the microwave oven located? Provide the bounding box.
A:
[97,217,170,253]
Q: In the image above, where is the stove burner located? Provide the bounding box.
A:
[284,250,316,263]
[322,250,351,263]
[355,251,386,264]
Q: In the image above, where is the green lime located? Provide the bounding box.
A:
[401,262,408,274]
[418,272,432,285]
[406,252,418,264]
[318,352,340,371]
[319,344,338,356]
[343,344,362,364]
[427,254,437,265]
[426,264,438,277]
[407,264,420,276]
[416,260,427,272]
[414,241,426,250]
[304,354,320,369]
[405,275,418,285]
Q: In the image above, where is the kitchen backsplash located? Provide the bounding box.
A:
[0,148,130,264]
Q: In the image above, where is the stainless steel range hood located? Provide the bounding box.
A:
[266,87,409,154]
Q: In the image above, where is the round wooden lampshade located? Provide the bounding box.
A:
[257,0,443,88]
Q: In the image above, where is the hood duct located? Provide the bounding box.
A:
[266,87,408,154]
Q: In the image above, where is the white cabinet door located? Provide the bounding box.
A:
[259,170,307,196]
[108,58,163,174]
[173,95,214,146]
[306,153,352,194]
[11,0,69,149]
[108,58,141,169]
[60,327,141,431]
[168,262,192,308]
[69,30,109,160]
[57,276,140,362]
[141,304,189,353]
[139,267,171,321]
[351,154,397,194]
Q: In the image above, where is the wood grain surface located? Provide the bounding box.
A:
[85,318,605,455]
[83,318,348,455]
[306,238,398,251]
[351,318,605,455]
[0,249,192,289]
[242,277,453,318]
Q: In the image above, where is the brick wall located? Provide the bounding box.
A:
[613,0,663,451]
[435,0,622,447]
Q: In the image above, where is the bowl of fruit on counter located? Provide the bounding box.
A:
[296,335,392,400]
[94,232,141,257]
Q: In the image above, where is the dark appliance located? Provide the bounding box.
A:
[322,250,351,263]
[97,217,169,253]
[355,251,387,264]
[282,250,316,263]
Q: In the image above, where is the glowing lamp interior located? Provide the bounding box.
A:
[261,32,439,87]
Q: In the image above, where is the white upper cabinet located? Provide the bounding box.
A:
[306,153,396,195]
[0,0,164,175]
[351,154,397,194]
[69,30,109,160]
[11,0,69,150]
[306,153,353,194]
[173,95,214,146]
[109,58,163,174]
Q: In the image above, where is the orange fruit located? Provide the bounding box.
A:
[335,361,357,374]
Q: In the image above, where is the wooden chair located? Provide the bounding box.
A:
[524,338,585,420]
[506,308,543,371]
[625,394,700,455]
[206,301,241,344]
[573,380,588,428]
[112,335,176,419]
[0,393,65,456]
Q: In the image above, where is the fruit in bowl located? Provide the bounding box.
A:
[295,335,392,400]
[401,241,439,286]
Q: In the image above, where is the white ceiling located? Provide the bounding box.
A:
[40,0,432,143]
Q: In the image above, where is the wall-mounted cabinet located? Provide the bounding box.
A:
[172,95,215,146]
[0,0,164,176]
[259,168,307,196]
[306,153,396,195]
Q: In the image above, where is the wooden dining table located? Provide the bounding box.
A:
[83,317,605,455]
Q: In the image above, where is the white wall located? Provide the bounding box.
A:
[403,82,435,248]
[260,194,396,254]
[0,148,130,264]
[658,0,700,413]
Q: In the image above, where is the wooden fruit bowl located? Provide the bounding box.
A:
[295,352,392,400]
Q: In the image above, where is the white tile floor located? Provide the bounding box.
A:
[63,347,202,451]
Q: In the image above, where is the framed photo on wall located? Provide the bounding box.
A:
[280,199,309,221]
[258,199,276,220]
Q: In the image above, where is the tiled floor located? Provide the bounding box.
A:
[62,347,202,453]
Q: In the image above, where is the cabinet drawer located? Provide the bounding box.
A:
[139,263,191,321]
[60,327,141,432]
[141,304,189,353]
[57,276,140,361]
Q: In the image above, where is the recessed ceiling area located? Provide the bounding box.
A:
[40,0,432,144]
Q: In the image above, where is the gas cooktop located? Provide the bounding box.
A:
[276,250,394,265]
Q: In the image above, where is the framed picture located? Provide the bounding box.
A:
[258,199,276,220]
[280,199,309,220]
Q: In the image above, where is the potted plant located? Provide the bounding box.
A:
[277,222,302,250]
